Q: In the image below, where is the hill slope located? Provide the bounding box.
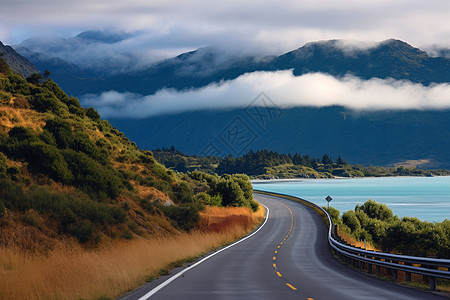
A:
[0,41,37,78]
[0,55,256,251]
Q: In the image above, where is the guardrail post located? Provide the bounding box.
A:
[376,264,380,275]
[429,276,437,291]
[368,263,372,274]
[333,224,338,237]
[405,263,411,282]
[405,271,411,282]
[392,269,398,281]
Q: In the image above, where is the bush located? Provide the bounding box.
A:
[70,220,96,243]
[32,92,65,114]
[356,199,393,221]
[27,141,74,183]
[213,179,247,207]
[342,210,361,233]
[86,107,101,121]
[172,182,194,203]
[162,205,199,231]
[337,200,449,257]
[61,149,124,200]
[327,206,341,225]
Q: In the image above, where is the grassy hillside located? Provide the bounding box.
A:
[0,57,264,299]
[0,57,256,251]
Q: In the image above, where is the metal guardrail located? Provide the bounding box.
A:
[254,190,450,291]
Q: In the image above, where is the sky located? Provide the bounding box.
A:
[1,0,450,116]
[1,0,450,55]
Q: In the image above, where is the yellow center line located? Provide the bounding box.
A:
[271,200,299,292]
[286,283,298,290]
[307,298,314,300]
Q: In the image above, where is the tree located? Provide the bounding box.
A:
[322,154,333,165]
[336,155,346,166]
[43,70,51,80]
[26,73,43,85]
[311,158,319,169]
[357,199,393,221]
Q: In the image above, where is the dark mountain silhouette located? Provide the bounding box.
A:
[271,39,450,83]
[0,41,37,78]
[15,38,450,96]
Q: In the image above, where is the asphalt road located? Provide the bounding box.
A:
[119,193,447,300]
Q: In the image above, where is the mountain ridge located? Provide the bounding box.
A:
[10,36,450,169]
[15,38,450,96]
[0,41,37,78]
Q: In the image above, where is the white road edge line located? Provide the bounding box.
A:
[136,203,270,300]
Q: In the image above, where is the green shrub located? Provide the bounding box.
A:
[213,179,247,207]
[32,92,65,114]
[61,149,124,199]
[161,205,199,231]
[342,210,361,233]
[86,107,101,121]
[70,219,96,243]
[249,199,259,212]
[356,199,393,221]
[27,142,74,183]
[172,182,194,203]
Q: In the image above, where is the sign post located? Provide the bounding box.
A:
[325,195,332,211]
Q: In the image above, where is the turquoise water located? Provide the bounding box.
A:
[252,177,450,223]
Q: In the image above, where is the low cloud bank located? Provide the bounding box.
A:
[80,70,450,118]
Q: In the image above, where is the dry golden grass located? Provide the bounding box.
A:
[0,106,45,134]
[0,204,265,300]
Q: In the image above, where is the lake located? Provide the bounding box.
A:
[252,176,450,223]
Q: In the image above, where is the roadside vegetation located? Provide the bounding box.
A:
[327,200,450,258]
[0,58,264,299]
[0,205,264,300]
[154,147,450,179]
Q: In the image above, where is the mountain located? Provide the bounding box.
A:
[271,39,450,84]
[12,37,450,169]
[0,41,37,78]
[108,106,450,169]
[75,30,133,44]
[15,38,450,96]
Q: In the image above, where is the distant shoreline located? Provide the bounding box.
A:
[251,175,450,184]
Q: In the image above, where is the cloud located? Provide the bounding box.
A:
[1,0,450,57]
[15,31,194,73]
[80,70,450,118]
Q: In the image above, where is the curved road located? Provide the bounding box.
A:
[120,193,447,300]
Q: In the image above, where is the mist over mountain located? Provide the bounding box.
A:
[11,35,450,168]
[15,36,450,98]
